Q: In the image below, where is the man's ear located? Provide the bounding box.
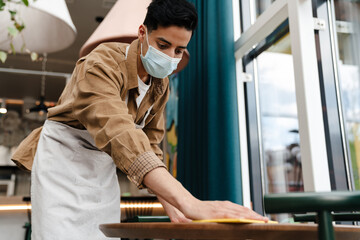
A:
[138,24,146,43]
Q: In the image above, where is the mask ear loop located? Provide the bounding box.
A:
[141,26,150,58]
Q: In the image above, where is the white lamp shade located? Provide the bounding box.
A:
[0,0,77,53]
[79,0,151,57]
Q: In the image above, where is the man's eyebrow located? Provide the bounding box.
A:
[157,37,187,49]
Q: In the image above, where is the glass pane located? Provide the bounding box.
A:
[256,32,304,221]
[256,0,276,17]
[334,0,360,190]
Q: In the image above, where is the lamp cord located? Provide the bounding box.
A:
[41,53,47,98]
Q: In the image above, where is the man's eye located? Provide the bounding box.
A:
[157,43,168,49]
[175,49,184,55]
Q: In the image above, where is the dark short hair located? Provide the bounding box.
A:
[143,0,198,34]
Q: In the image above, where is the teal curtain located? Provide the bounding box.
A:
[178,0,243,204]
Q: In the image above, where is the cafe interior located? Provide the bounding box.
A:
[0,0,360,239]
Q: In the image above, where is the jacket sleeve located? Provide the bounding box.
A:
[11,126,43,171]
[72,62,166,188]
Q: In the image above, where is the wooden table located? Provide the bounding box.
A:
[100,222,360,240]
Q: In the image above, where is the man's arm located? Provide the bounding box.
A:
[144,167,268,221]
[157,195,191,223]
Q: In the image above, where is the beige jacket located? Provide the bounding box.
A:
[12,39,168,188]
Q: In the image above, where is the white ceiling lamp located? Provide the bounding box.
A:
[0,0,77,54]
[0,99,7,114]
[79,0,151,57]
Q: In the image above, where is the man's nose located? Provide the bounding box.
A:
[164,49,176,58]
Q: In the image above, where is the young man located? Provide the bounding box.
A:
[13,0,267,239]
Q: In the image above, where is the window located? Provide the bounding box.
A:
[236,0,332,215]
[334,0,360,190]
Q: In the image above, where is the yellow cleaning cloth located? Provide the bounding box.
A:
[193,219,278,224]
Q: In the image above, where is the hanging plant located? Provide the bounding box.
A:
[0,0,38,63]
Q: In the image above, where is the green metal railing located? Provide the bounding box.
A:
[264,191,360,240]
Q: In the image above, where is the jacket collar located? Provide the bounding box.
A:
[125,39,140,91]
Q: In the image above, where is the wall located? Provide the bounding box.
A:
[0,211,29,240]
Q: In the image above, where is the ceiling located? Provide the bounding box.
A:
[0,0,116,103]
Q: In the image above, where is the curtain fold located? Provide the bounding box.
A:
[178,0,243,204]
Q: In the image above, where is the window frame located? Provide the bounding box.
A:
[311,0,353,190]
[235,0,335,214]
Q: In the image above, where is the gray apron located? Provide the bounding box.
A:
[31,120,120,240]
[31,46,153,239]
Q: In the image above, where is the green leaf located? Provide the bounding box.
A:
[9,10,17,21]
[30,52,38,61]
[10,43,16,54]
[7,26,18,37]
[9,10,17,16]
[0,51,7,63]
[15,22,25,32]
[9,10,16,20]
[22,0,29,6]
[0,1,6,11]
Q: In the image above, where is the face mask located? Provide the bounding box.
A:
[140,28,181,79]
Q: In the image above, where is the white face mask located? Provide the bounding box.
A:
[140,28,181,79]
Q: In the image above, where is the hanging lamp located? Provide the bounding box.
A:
[0,0,77,53]
[28,53,48,115]
[0,99,7,114]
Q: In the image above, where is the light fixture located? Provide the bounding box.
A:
[28,96,48,115]
[79,0,190,73]
[79,0,151,57]
[0,0,77,54]
[0,99,7,114]
[0,202,163,211]
[27,53,48,115]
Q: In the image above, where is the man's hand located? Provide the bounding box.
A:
[157,196,191,223]
[182,199,268,221]
[144,167,268,222]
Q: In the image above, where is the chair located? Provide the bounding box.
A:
[264,191,360,240]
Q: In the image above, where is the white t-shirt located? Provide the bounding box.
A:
[136,76,151,108]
